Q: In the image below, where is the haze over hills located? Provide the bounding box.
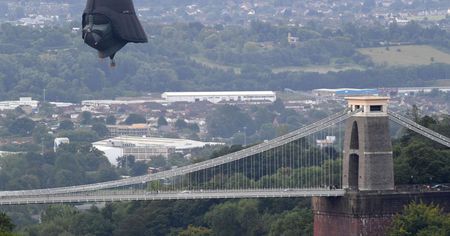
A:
[2,0,450,26]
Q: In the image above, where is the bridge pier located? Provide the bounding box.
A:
[312,191,450,236]
[313,96,449,235]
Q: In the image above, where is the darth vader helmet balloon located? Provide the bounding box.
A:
[82,0,148,67]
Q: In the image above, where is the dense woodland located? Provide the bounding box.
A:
[0,21,450,101]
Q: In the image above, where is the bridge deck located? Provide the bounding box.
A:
[0,189,345,205]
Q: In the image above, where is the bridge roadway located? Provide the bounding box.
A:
[0,189,345,205]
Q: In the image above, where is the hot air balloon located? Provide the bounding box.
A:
[82,0,148,67]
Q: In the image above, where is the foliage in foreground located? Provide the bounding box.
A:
[19,198,312,236]
[389,202,450,236]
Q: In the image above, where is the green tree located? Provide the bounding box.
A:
[92,123,109,138]
[69,207,114,236]
[125,114,146,125]
[8,117,36,136]
[188,123,200,133]
[38,102,56,117]
[149,155,168,169]
[117,155,135,169]
[157,116,168,127]
[205,199,263,236]
[0,212,14,233]
[179,225,212,236]
[58,120,74,130]
[206,105,255,138]
[389,202,450,236]
[269,208,313,236]
[58,130,99,143]
[106,115,116,125]
[175,118,188,130]
[41,205,77,224]
[130,161,149,176]
[32,124,54,148]
[80,111,92,125]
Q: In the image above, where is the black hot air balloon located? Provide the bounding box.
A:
[82,0,148,67]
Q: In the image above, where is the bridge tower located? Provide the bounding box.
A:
[342,96,394,191]
[313,96,399,236]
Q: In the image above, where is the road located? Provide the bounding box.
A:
[0,189,345,205]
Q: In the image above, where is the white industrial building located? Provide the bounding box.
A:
[0,97,39,111]
[54,137,70,152]
[93,136,224,166]
[81,98,165,107]
[161,91,276,104]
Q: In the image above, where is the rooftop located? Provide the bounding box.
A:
[162,91,275,96]
[93,136,224,150]
[345,96,390,101]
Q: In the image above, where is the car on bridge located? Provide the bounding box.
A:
[431,184,449,190]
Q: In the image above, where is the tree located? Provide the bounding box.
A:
[149,155,168,169]
[92,123,109,138]
[0,212,14,233]
[157,116,168,127]
[179,225,212,236]
[8,117,36,136]
[59,120,74,130]
[270,99,285,113]
[117,155,135,169]
[69,208,114,236]
[130,161,148,176]
[206,105,255,138]
[106,115,116,125]
[269,208,313,236]
[389,202,450,236]
[188,123,200,133]
[175,118,188,130]
[32,124,50,144]
[124,114,146,125]
[205,200,264,236]
[80,111,92,125]
[58,130,99,143]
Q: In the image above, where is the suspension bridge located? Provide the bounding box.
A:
[0,96,448,205]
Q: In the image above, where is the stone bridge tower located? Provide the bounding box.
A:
[342,96,394,191]
[313,96,450,236]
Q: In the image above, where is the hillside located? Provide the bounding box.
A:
[358,45,450,67]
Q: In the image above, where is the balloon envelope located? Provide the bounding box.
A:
[82,0,147,62]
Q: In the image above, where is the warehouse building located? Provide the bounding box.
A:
[313,88,379,97]
[161,91,276,104]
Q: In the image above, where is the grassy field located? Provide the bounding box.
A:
[271,65,363,74]
[431,79,450,87]
[190,56,241,74]
[358,45,450,66]
[191,55,363,74]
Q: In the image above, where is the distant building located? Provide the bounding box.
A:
[107,124,154,137]
[313,88,379,97]
[54,137,69,152]
[316,136,336,148]
[161,91,276,104]
[0,97,39,111]
[81,98,161,107]
[396,86,450,95]
[93,136,224,165]
[288,32,299,45]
